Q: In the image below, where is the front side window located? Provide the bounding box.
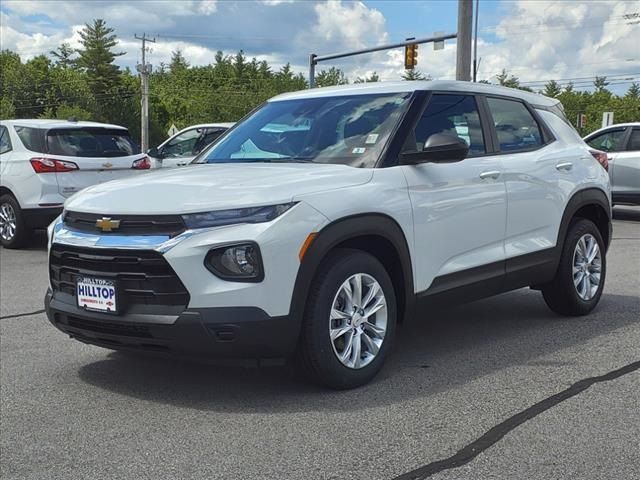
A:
[626,129,640,151]
[193,128,226,155]
[0,126,11,154]
[162,128,201,157]
[404,94,486,156]
[586,129,627,153]
[46,128,138,157]
[487,97,543,152]
[196,93,412,168]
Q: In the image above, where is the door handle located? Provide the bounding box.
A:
[556,162,573,171]
[479,170,501,180]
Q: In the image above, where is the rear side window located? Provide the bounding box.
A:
[15,126,47,152]
[486,97,543,152]
[0,126,11,154]
[586,128,627,153]
[407,94,486,156]
[47,128,138,157]
[627,129,640,151]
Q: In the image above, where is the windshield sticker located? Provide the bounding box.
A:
[365,133,379,144]
[352,147,366,154]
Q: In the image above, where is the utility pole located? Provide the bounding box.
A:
[473,0,479,82]
[135,33,155,152]
[456,0,473,81]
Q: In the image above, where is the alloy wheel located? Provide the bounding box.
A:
[572,233,602,301]
[0,202,17,242]
[329,273,388,369]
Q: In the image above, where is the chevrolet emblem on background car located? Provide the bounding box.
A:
[102,162,113,168]
[95,217,120,232]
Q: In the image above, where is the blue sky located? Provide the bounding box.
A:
[1,0,638,93]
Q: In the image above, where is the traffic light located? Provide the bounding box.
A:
[404,43,418,70]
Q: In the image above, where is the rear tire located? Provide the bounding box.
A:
[0,194,30,249]
[296,248,397,389]
[542,218,606,316]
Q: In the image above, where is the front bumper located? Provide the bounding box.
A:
[45,289,298,358]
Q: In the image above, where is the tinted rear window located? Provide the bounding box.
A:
[47,128,139,157]
[15,126,47,152]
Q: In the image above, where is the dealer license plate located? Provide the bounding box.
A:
[76,277,118,313]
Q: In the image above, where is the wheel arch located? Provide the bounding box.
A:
[289,213,415,328]
[558,188,612,252]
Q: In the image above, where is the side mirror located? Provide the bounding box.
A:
[400,133,469,164]
[147,146,161,158]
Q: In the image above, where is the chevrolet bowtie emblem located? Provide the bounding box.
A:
[102,162,113,169]
[95,217,121,232]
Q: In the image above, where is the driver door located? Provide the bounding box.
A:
[156,128,201,168]
[401,93,507,293]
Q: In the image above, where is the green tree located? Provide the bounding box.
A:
[593,76,609,93]
[401,69,429,81]
[169,50,190,72]
[50,43,76,68]
[543,80,561,98]
[495,69,532,91]
[354,72,380,83]
[625,82,640,99]
[75,19,124,95]
[315,67,348,87]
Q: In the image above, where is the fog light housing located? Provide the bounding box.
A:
[205,243,264,282]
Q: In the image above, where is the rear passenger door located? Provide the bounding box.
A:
[401,93,507,291]
[612,127,640,197]
[484,96,572,261]
[584,127,629,194]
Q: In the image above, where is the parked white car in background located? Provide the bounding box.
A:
[584,122,640,205]
[45,82,611,389]
[148,123,234,168]
[0,119,150,248]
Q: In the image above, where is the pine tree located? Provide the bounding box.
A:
[354,72,380,83]
[401,69,429,81]
[625,82,640,99]
[169,50,189,72]
[593,76,609,92]
[315,67,348,87]
[50,43,76,68]
[75,19,124,95]
[543,80,561,98]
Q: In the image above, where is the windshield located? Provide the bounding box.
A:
[194,93,412,168]
[46,128,139,158]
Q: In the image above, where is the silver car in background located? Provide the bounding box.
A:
[584,123,640,205]
[147,123,234,168]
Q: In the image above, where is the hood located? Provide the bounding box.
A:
[64,163,373,215]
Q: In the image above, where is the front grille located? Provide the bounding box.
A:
[66,316,152,338]
[63,211,186,237]
[50,245,190,309]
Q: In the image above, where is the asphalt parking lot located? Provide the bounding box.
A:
[1,207,638,480]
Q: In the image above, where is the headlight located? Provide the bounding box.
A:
[205,243,263,282]
[182,202,296,229]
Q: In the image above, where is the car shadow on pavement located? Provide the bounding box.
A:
[77,290,639,413]
[613,206,640,222]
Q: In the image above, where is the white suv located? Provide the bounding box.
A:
[45,82,612,389]
[0,119,150,248]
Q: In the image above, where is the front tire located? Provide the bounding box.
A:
[542,218,606,316]
[0,194,30,249]
[296,249,397,389]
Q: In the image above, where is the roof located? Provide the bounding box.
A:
[270,80,559,108]
[0,119,127,130]
[583,122,640,138]
[176,122,235,132]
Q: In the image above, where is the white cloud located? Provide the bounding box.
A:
[1,0,637,91]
